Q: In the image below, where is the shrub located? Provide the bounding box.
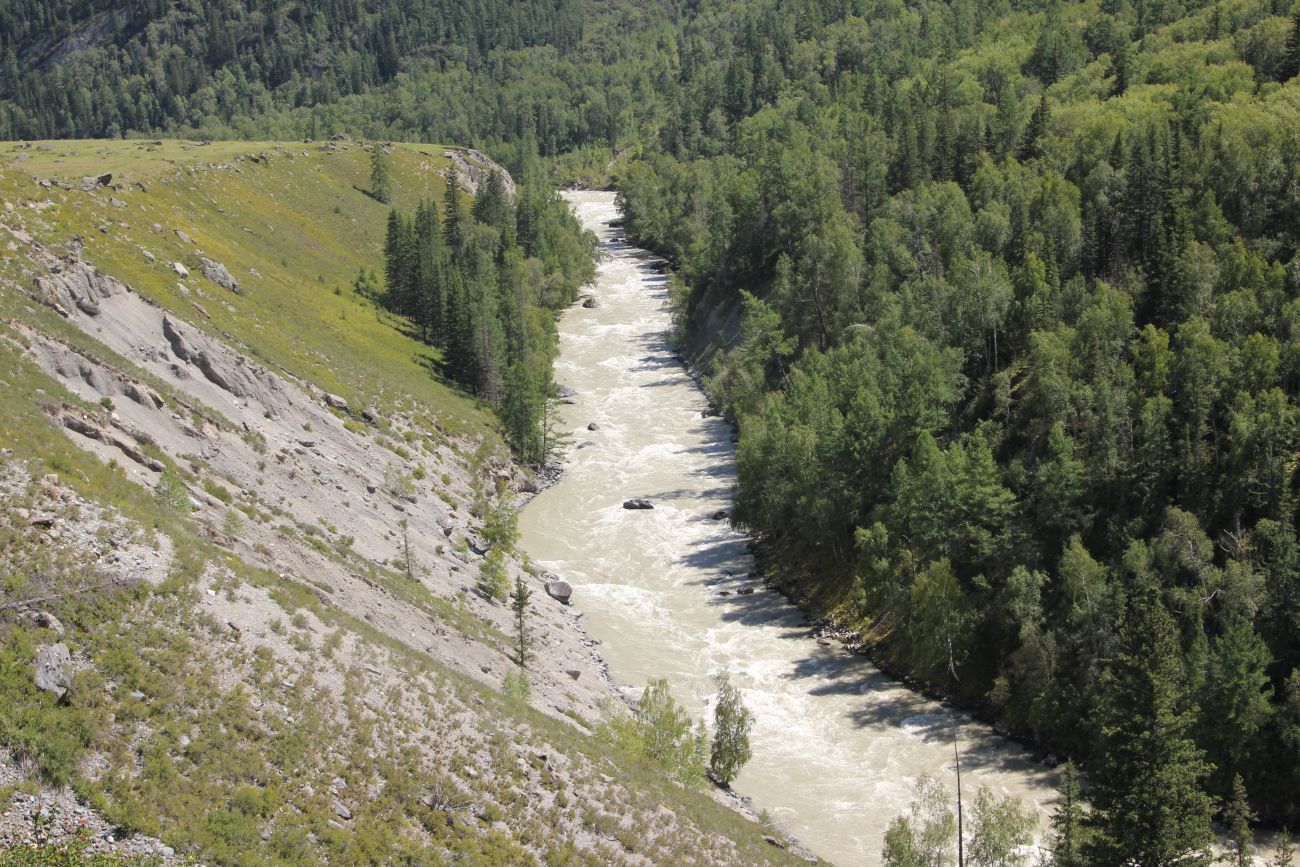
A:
[477,549,509,601]
[153,470,191,513]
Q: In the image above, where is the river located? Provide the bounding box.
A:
[518,190,1062,865]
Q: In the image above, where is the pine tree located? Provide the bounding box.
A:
[1018,94,1050,161]
[443,171,465,252]
[371,145,392,204]
[413,199,443,341]
[1224,774,1254,867]
[1274,828,1295,867]
[510,572,532,668]
[383,209,415,316]
[1085,563,1214,866]
[1112,45,1131,95]
[1283,12,1300,81]
[472,169,512,229]
[1050,760,1087,867]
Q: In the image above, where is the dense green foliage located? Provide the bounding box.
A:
[0,0,582,140]
[881,776,1034,867]
[605,0,1300,844]
[708,672,754,786]
[599,679,710,787]
[380,165,596,462]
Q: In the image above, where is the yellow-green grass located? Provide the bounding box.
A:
[0,138,493,444]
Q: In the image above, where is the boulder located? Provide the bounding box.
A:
[171,262,189,278]
[34,643,72,699]
[554,384,577,399]
[21,611,65,637]
[623,499,654,510]
[564,669,581,680]
[544,580,573,605]
[581,296,598,309]
[199,257,240,293]
[322,392,350,412]
[332,801,352,821]
[360,406,379,423]
[587,422,600,431]
[709,509,728,521]
[175,229,195,245]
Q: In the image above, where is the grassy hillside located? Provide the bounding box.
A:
[0,144,809,865]
[0,138,491,437]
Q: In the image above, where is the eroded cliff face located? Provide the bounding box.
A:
[0,141,810,866]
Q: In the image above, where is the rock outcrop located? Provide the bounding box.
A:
[442,147,516,199]
[36,262,123,318]
[33,643,72,699]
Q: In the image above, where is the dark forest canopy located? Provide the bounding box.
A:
[610,0,1300,851]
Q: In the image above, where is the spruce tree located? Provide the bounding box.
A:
[1274,828,1295,867]
[1085,561,1214,866]
[371,145,392,204]
[443,172,465,252]
[472,169,512,229]
[1224,774,1253,867]
[1018,93,1050,161]
[510,572,532,668]
[1050,760,1087,867]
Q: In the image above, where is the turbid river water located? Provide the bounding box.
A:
[519,190,1062,865]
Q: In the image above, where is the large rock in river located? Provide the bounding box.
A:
[623,498,654,510]
[544,580,573,605]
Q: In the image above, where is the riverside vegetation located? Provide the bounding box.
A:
[2,0,1299,862]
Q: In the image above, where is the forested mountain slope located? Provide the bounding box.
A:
[609,0,1300,851]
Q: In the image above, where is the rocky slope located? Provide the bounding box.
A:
[0,140,811,865]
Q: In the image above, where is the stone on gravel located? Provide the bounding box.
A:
[544,580,573,605]
[33,643,72,699]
